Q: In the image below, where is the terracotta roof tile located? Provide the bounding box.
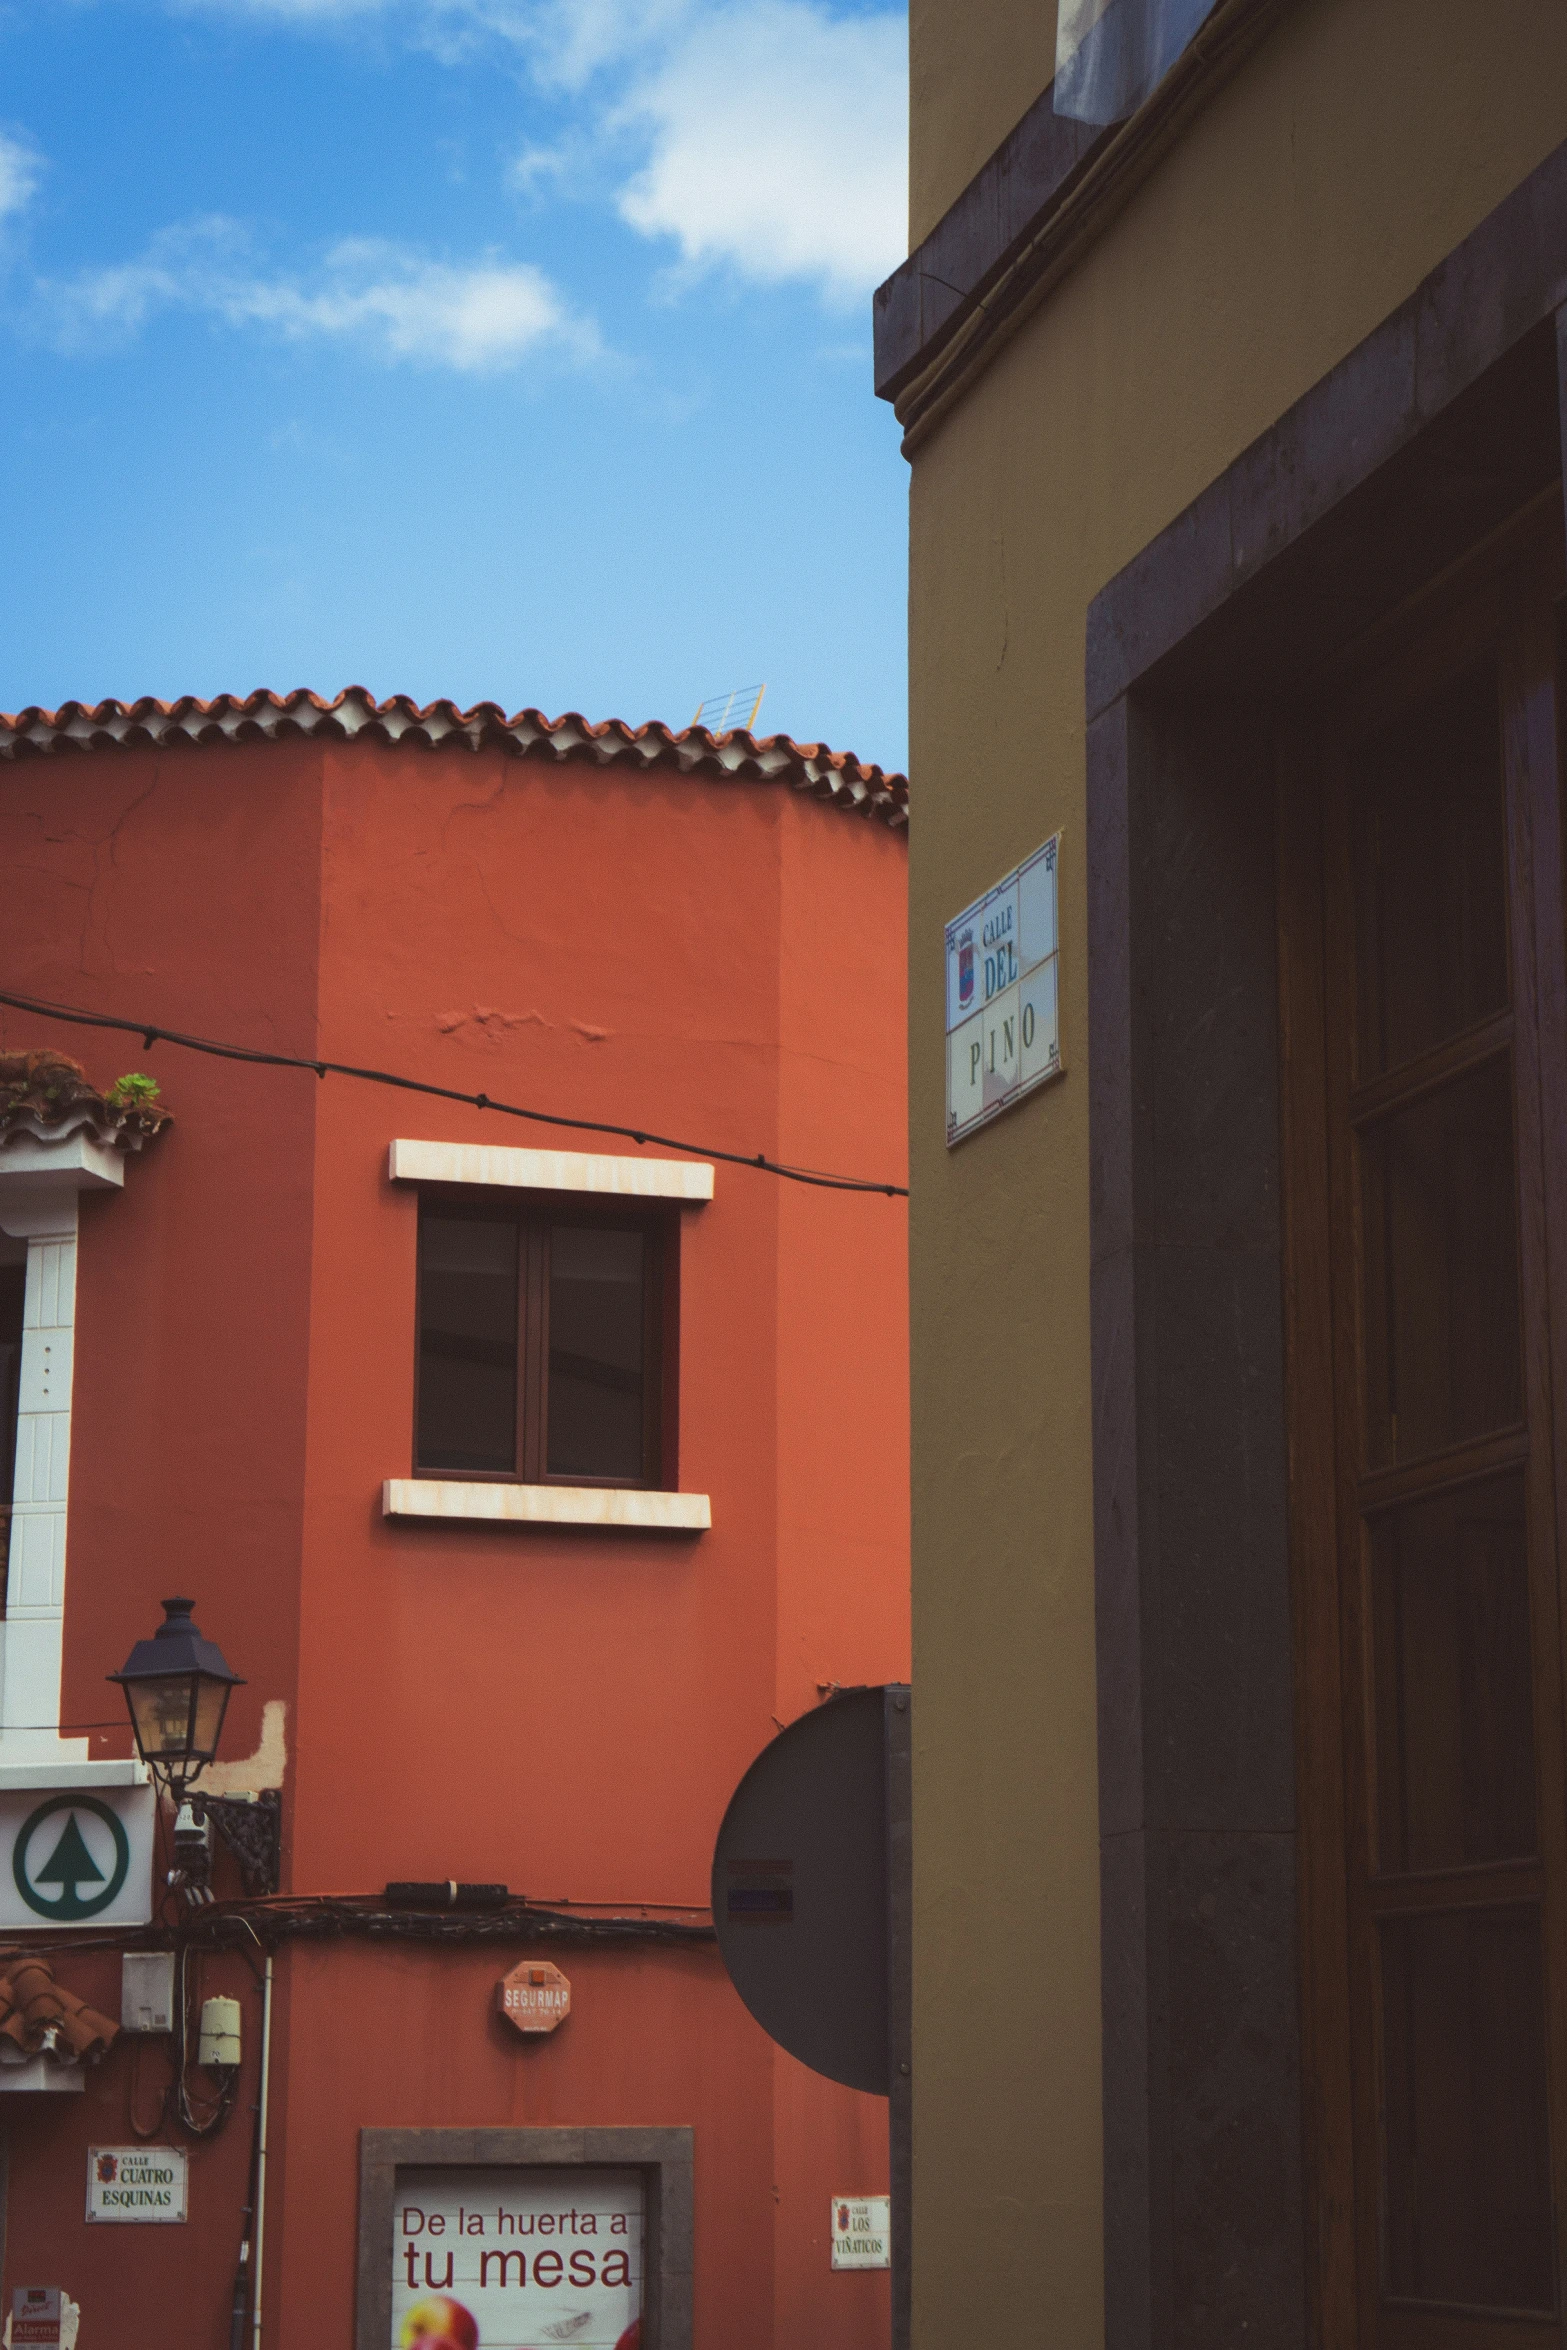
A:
[0,1049,171,1152]
[0,688,908,830]
[0,1951,118,2062]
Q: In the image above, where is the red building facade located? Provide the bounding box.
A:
[0,691,909,2349]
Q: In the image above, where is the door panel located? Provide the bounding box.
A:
[1281,522,1567,2348]
[1369,1473,1536,1875]
[1351,664,1511,1084]
[1379,1902,1554,2310]
[1357,1054,1524,1468]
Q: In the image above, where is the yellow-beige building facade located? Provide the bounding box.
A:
[877,2,1567,2342]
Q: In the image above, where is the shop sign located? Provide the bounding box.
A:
[945,834,1062,1146]
[830,2195,890,2269]
[1,1786,155,1929]
[496,1961,571,2036]
[86,2145,188,2223]
[394,2165,642,2349]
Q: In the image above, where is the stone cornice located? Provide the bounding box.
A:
[874,0,1298,454]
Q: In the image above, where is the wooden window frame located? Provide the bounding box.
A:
[413,1185,680,1494]
[1278,498,1567,2348]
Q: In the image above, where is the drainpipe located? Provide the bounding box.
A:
[251,1954,274,2350]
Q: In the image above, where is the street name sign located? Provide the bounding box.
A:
[945,834,1062,1145]
[86,2146,188,2223]
[831,2196,891,2270]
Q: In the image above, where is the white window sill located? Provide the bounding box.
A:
[382,1480,711,1533]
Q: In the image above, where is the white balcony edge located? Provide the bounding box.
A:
[382,1479,711,1532]
[0,1755,148,1791]
[389,1139,714,1203]
[0,2051,86,2091]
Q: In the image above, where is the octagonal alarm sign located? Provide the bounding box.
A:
[497,1961,570,2035]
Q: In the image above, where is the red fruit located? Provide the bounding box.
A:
[401,2297,479,2350]
[615,2323,641,2350]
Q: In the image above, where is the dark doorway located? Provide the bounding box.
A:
[1278,508,1567,2347]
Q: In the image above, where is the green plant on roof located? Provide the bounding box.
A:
[106,1072,161,1111]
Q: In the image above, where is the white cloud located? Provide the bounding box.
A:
[508,126,599,198]
[171,0,679,75]
[42,219,601,370]
[155,0,909,310]
[614,3,906,306]
[519,0,690,89]
[0,132,40,224]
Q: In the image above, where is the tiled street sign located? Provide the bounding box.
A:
[945,835,1062,1145]
[831,2195,891,2269]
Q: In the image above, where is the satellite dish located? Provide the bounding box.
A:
[711,1686,908,2096]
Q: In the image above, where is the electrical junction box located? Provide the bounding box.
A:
[198,1995,241,2068]
[120,1954,175,2035]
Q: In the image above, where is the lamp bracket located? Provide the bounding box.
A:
[201,1791,282,1898]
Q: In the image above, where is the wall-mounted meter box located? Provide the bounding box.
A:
[198,1995,241,2068]
[121,1954,176,2035]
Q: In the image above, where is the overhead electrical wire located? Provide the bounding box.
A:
[0,986,908,1198]
[28,1892,716,1958]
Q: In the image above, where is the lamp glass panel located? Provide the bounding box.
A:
[128,1673,198,1759]
[189,1673,233,1762]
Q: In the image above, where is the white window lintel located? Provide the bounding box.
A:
[388,1138,713,1203]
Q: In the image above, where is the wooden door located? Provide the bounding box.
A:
[1281,510,1567,2348]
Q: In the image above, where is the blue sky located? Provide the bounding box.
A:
[0,0,910,770]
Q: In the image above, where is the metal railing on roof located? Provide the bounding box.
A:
[691,685,766,734]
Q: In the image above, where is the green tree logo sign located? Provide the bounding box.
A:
[13,1796,130,1921]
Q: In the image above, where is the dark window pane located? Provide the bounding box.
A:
[1354,665,1509,1080]
[416,1213,518,1473]
[547,1225,647,1481]
[1381,1906,1554,2311]
[1371,1474,1535,1873]
[0,1260,23,1582]
[1361,1054,1522,1465]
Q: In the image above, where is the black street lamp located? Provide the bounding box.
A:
[110,1596,244,1801]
